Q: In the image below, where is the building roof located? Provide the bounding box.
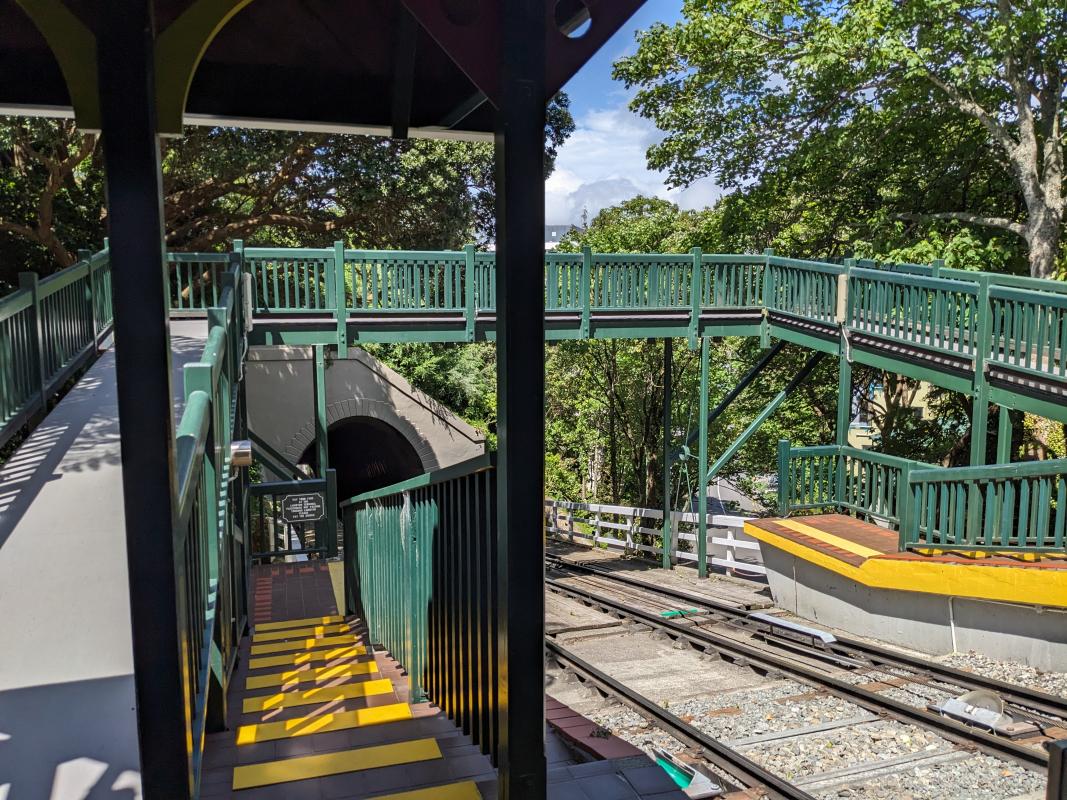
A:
[0,1,645,138]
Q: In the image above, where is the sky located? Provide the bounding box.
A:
[546,3,722,226]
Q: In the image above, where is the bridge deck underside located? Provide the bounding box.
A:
[248,308,1067,421]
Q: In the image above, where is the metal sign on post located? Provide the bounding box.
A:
[280,493,326,524]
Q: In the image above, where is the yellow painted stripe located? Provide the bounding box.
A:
[775,518,883,559]
[245,661,379,691]
[374,781,482,800]
[236,702,412,744]
[242,678,394,713]
[255,615,345,632]
[249,645,367,670]
[745,522,1067,607]
[250,634,361,656]
[232,738,442,790]
[253,623,352,643]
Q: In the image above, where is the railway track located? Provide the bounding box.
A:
[544,554,1064,798]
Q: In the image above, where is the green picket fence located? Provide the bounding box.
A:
[765,255,844,324]
[168,252,238,312]
[341,453,500,762]
[171,257,248,790]
[989,283,1067,381]
[0,246,112,449]
[777,441,923,529]
[906,459,1067,552]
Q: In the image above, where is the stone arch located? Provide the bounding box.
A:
[285,397,439,475]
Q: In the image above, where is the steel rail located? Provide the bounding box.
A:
[546,577,1050,770]
[546,639,819,800]
[545,554,1067,720]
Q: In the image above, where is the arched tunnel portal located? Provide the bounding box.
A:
[300,416,425,503]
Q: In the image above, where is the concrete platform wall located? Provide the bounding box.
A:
[245,346,485,477]
[761,547,1067,672]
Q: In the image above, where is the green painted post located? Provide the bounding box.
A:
[970,275,992,466]
[697,335,710,577]
[930,258,943,279]
[689,247,703,348]
[835,261,853,505]
[777,439,790,516]
[79,248,98,349]
[996,404,1013,464]
[465,245,477,342]
[333,241,348,358]
[184,361,219,577]
[17,272,46,407]
[314,345,329,478]
[896,460,913,550]
[326,468,338,558]
[661,337,673,570]
[580,246,592,338]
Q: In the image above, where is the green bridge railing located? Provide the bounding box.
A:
[340,453,501,762]
[1,247,113,449]
[171,257,248,793]
[778,441,1067,554]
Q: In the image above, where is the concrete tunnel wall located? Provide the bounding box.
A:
[245,346,486,500]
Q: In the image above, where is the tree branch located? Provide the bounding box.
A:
[893,211,1028,238]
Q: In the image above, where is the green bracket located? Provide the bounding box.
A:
[14,0,100,129]
[154,0,257,134]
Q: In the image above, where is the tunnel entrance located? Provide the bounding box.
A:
[300,416,424,503]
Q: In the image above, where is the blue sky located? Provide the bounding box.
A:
[546,2,722,225]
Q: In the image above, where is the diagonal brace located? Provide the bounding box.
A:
[705,351,826,483]
[677,340,788,456]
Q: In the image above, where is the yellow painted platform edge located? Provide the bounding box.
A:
[235,702,413,744]
[744,522,1067,607]
[232,737,442,790]
[250,633,362,656]
[774,518,883,559]
[373,781,482,800]
[245,661,379,690]
[254,615,345,632]
[241,677,395,713]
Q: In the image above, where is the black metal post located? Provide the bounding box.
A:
[97,3,188,796]
[1050,740,1067,800]
[494,1,547,796]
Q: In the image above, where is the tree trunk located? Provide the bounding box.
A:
[1025,201,1064,280]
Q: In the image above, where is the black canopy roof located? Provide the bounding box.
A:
[0,0,645,138]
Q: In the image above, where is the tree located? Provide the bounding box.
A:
[0,94,574,288]
[615,0,1066,278]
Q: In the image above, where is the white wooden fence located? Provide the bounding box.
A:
[544,499,765,576]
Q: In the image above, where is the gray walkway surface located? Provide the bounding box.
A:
[0,321,206,799]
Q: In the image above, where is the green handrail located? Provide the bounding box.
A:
[905,458,1067,552]
[341,452,500,761]
[1,245,113,449]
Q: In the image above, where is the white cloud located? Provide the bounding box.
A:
[545,104,721,225]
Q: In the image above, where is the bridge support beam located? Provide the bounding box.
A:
[697,336,710,578]
[97,3,188,795]
[661,337,673,570]
[494,1,547,796]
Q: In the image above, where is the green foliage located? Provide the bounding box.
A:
[614,0,1065,277]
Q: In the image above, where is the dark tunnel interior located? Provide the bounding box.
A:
[300,416,424,504]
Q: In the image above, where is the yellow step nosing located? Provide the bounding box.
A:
[372,781,482,800]
[241,677,395,713]
[250,633,362,656]
[235,702,413,744]
[245,661,379,690]
[248,645,368,670]
[254,615,346,632]
[232,738,442,790]
[252,623,353,643]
